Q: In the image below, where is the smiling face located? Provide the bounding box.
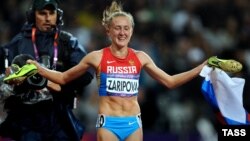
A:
[35,6,57,32]
[107,16,133,48]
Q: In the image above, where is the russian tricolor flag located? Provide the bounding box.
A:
[200,65,249,125]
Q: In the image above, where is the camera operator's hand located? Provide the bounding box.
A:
[47,80,61,92]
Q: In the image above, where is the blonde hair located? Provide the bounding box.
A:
[102,1,134,30]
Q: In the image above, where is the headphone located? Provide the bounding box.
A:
[26,6,64,26]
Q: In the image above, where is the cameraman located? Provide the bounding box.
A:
[0,0,93,141]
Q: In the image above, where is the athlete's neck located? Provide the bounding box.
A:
[109,46,128,59]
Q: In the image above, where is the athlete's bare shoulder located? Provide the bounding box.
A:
[131,49,151,66]
[90,49,102,53]
[88,49,103,57]
[133,49,149,58]
[84,49,104,68]
[131,49,144,55]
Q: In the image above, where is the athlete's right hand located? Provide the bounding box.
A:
[27,59,42,73]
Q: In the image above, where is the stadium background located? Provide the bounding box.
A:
[1,0,250,141]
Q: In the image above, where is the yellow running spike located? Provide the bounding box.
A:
[207,56,243,73]
[4,64,38,85]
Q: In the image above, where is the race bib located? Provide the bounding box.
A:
[106,77,139,96]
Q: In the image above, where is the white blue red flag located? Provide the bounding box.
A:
[200,65,249,125]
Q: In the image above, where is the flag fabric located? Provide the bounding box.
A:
[200,65,248,125]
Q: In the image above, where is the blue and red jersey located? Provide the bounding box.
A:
[97,47,142,97]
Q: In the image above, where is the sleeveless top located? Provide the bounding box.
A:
[97,47,142,97]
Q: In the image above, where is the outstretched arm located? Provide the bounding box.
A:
[27,51,100,85]
[138,51,207,89]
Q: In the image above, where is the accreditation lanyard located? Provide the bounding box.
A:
[31,27,59,69]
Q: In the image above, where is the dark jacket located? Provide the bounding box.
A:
[1,23,93,106]
[0,23,93,141]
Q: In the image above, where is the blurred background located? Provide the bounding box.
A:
[1,0,250,141]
